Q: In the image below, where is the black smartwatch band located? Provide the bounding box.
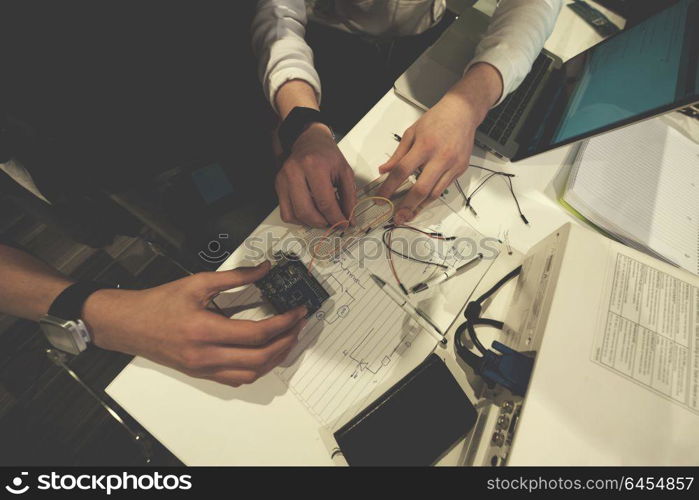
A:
[278,107,333,155]
[48,282,112,321]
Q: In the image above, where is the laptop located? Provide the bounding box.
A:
[394,0,699,161]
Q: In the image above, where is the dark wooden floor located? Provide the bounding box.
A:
[0,199,184,465]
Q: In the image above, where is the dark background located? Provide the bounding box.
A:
[1,1,264,199]
[0,1,266,466]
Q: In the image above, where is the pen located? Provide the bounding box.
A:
[370,273,447,345]
[410,253,483,293]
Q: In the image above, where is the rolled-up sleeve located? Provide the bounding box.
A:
[252,0,322,112]
[465,0,563,106]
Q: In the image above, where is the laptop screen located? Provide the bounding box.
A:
[519,0,698,159]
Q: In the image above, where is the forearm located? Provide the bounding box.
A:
[445,62,503,125]
[252,0,321,112]
[0,244,72,320]
[468,0,562,105]
[275,79,320,119]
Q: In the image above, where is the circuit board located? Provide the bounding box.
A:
[254,252,330,317]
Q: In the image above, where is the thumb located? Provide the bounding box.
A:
[194,261,271,297]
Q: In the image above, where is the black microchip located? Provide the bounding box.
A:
[254,252,330,317]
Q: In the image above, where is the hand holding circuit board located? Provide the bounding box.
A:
[255,252,330,318]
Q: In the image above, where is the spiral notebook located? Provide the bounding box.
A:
[561,116,699,276]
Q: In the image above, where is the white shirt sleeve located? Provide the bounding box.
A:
[465,0,563,106]
[252,0,322,113]
[253,0,563,112]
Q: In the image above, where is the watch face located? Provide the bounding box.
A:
[40,317,82,355]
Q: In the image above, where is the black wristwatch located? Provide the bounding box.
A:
[39,282,112,355]
[278,107,334,155]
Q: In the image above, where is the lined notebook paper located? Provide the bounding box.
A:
[214,196,494,427]
[563,117,699,275]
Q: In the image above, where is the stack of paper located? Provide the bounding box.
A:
[561,116,699,275]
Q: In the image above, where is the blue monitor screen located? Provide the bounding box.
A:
[521,0,698,158]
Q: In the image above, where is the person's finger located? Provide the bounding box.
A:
[306,173,348,226]
[287,168,330,227]
[199,262,271,294]
[206,369,255,387]
[191,261,271,298]
[431,167,464,200]
[412,170,461,217]
[197,321,302,371]
[203,328,300,386]
[393,157,449,224]
[375,149,426,202]
[204,305,307,346]
[251,336,299,375]
[276,175,298,224]
[206,349,290,386]
[337,164,358,222]
[378,128,415,174]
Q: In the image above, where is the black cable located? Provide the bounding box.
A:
[468,163,515,177]
[454,178,468,206]
[465,173,498,216]
[468,172,497,202]
[381,227,450,269]
[505,176,529,225]
[455,266,523,365]
[462,169,529,225]
[462,322,489,356]
[474,265,522,305]
[454,332,482,367]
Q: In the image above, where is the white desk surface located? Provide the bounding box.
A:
[105,1,624,465]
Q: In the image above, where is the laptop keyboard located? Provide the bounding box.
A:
[478,53,553,145]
